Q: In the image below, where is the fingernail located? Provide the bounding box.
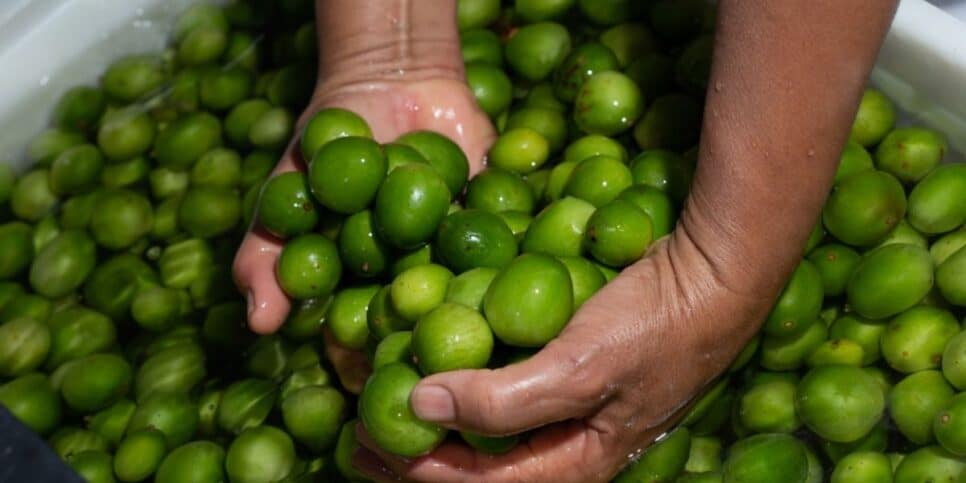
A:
[410,385,455,423]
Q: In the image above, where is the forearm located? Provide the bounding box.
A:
[315,0,463,89]
[680,0,898,296]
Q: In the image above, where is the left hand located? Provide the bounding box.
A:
[352,229,771,482]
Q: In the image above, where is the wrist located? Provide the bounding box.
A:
[315,0,464,90]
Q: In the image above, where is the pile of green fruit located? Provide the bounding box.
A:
[0,0,964,481]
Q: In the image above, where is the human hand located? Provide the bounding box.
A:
[351,229,772,482]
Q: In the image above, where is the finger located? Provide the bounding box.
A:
[352,447,404,483]
[409,334,612,435]
[232,227,290,334]
[363,420,613,483]
[232,148,302,335]
[323,328,372,394]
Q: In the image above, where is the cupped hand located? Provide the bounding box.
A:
[232,78,496,391]
[352,229,771,483]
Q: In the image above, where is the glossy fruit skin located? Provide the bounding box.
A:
[461,28,503,66]
[796,365,885,443]
[943,331,966,390]
[0,373,61,435]
[49,144,104,196]
[327,285,380,350]
[359,363,446,457]
[633,94,703,152]
[338,210,391,279]
[484,254,574,347]
[154,440,226,483]
[823,169,907,247]
[50,427,110,461]
[574,71,644,136]
[390,263,454,323]
[282,385,346,453]
[0,222,34,279]
[87,398,136,447]
[412,302,494,374]
[488,128,550,174]
[457,0,500,30]
[466,63,513,118]
[53,86,106,132]
[128,392,199,449]
[226,426,296,483]
[908,163,966,235]
[506,22,572,82]
[0,317,50,377]
[846,243,933,320]
[113,429,167,482]
[506,107,569,154]
[217,379,276,435]
[563,155,633,207]
[880,306,960,373]
[522,196,596,257]
[11,169,57,222]
[737,375,801,434]
[553,42,620,103]
[67,450,115,483]
[830,451,893,483]
[86,253,158,320]
[875,127,947,183]
[28,230,97,299]
[276,234,342,300]
[934,393,966,456]
[762,261,823,338]
[101,55,164,102]
[256,172,318,238]
[436,209,518,273]
[849,89,897,147]
[154,112,223,171]
[60,353,132,413]
[373,164,452,249]
[827,314,886,366]
[465,168,536,214]
[937,245,966,306]
[97,107,157,162]
[309,136,387,214]
[372,331,414,369]
[584,199,653,267]
[600,23,658,68]
[807,244,861,297]
[178,186,242,239]
[90,189,154,250]
[892,445,966,483]
[300,108,373,161]
[890,370,955,444]
[614,428,691,483]
[721,433,809,483]
[135,343,206,401]
[394,130,469,198]
[835,141,875,184]
[629,149,694,203]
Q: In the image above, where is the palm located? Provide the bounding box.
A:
[233,78,495,392]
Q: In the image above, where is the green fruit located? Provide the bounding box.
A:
[557,256,606,310]
[87,399,136,447]
[53,86,106,132]
[796,365,885,443]
[328,285,380,350]
[245,335,293,380]
[893,446,965,483]
[135,344,206,401]
[460,431,519,454]
[338,210,391,278]
[907,163,966,234]
[90,189,154,249]
[873,218,928,251]
[553,42,620,103]
[67,450,115,483]
[97,107,156,162]
[49,144,104,195]
[60,353,132,413]
[890,370,954,444]
[154,112,222,171]
[225,99,272,148]
[114,429,167,482]
[937,245,966,306]
[505,22,571,82]
[684,436,723,474]
[359,363,446,457]
[190,148,242,188]
[373,164,451,249]
[256,172,318,239]
[943,331,966,390]
[880,306,959,373]
[394,130,469,198]
[277,234,342,299]
[824,169,906,247]
[155,441,226,483]
[577,0,640,25]
[849,89,896,147]
[178,186,241,239]
[413,302,494,374]
[722,433,808,483]
[564,133,628,165]
[806,338,865,367]
[563,155,633,207]
[0,317,50,377]
[309,136,387,214]
[226,426,296,483]
[762,261,823,338]
[282,386,346,452]
[217,378,276,435]
[465,168,535,214]
[599,22,657,67]
[875,127,947,183]
[488,128,550,174]
[615,428,691,483]
[522,197,598,257]
[10,169,57,222]
[128,392,198,448]
[466,63,513,117]
[299,108,372,160]
[828,314,886,365]
[367,285,412,340]
[0,373,61,435]
[846,243,933,320]
[830,451,893,483]
[574,71,644,135]
[808,244,861,297]
[86,253,158,319]
[584,199,653,267]
[444,267,500,311]
[334,420,369,482]
[390,263,454,322]
[372,331,414,369]
[930,227,966,265]
[629,149,693,203]
[934,393,966,456]
[616,185,676,239]
[0,222,33,279]
[457,0,500,29]
[436,209,518,273]
[50,427,109,460]
[834,141,875,184]
[738,376,801,434]
[484,254,573,346]
[506,107,569,153]
[101,55,164,102]
[28,230,96,299]
[461,28,503,66]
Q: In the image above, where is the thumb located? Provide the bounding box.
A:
[409,336,611,436]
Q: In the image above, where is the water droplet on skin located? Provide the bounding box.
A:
[807,149,816,157]
[714,82,723,92]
